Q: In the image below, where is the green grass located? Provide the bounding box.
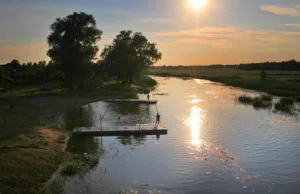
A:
[60,154,99,176]
[0,129,65,194]
[150,67,300,98]
[60,161,86,176]
[0,75,157,194]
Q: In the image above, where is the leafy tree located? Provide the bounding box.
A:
[47,12,102,89]
[101,30,162,83]
[7,59,20,78]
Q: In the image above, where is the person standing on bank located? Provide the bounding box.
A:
[147,94,150,101]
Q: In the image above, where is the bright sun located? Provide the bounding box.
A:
[189,0,207,9]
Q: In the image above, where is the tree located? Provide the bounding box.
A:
[47,12,102,89]
[7,59,20,79]
[101,30,162,83]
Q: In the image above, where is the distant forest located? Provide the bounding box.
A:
[159,59,300,71]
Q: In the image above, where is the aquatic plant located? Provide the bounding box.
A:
[279,98,294,105]
[238,95,253,104]
[60,153,99,176]
[252,97,272,109]
[274,98,295,113]
[261,95,272,102]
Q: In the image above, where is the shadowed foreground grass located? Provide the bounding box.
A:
[150,67,300,98]
[0,76,157,194]
[0,128,66,194]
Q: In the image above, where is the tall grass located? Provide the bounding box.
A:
[274,98,295,113]
[238,95,272,109]
[60,153,99,176]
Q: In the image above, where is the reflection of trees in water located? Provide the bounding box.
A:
[110,104,153,124]
[62,106,94,131]
[116,135,146,145]
[67,137,103,155]
[113,104,140,115]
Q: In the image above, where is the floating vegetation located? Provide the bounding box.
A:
[238,95,300,114]
[252,97,272,110]
[238,95,253,104]
[274,98,295,113]
[261,95,272,102]
[238,95,272,109]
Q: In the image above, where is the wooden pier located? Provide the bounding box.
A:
[72,124,167,137]
[104,99,157,104]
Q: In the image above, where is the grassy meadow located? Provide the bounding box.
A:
[149,67,300,98]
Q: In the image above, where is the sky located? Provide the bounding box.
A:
[0,0,300,65]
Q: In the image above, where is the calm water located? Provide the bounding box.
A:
[61,77,300,194]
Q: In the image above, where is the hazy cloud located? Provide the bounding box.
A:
[136,18,174,24]
[0,40,8,43]
[260,4,300,16]
[157,26,300,52]
[284,23,300,28]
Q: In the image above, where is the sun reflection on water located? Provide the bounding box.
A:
[187,106,204,146]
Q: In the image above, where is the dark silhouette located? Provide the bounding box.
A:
[260,70,267,81]
[155,113,160,128]
[47,12,102,89]
[238,59,300,71]
[100,30,162,83]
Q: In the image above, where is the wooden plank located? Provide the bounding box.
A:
[104,99,157,104]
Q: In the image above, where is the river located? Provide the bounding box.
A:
[61,76,300,194]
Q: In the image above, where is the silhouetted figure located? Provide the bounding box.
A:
[147,94,150,101]
[155,113,160,129]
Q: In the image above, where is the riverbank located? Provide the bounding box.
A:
[0,75,157,194]
[149,67,300,99]
[0,128,66,194]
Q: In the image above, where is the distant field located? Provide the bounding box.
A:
[149,67,300,98]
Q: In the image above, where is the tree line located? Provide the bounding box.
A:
[238,60,300,71]
[156,59,300,70]
[0,12,162,91]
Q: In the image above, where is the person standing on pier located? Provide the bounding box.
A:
[155,113,160,129]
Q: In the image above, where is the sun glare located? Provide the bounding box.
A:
[189,0,207,9]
